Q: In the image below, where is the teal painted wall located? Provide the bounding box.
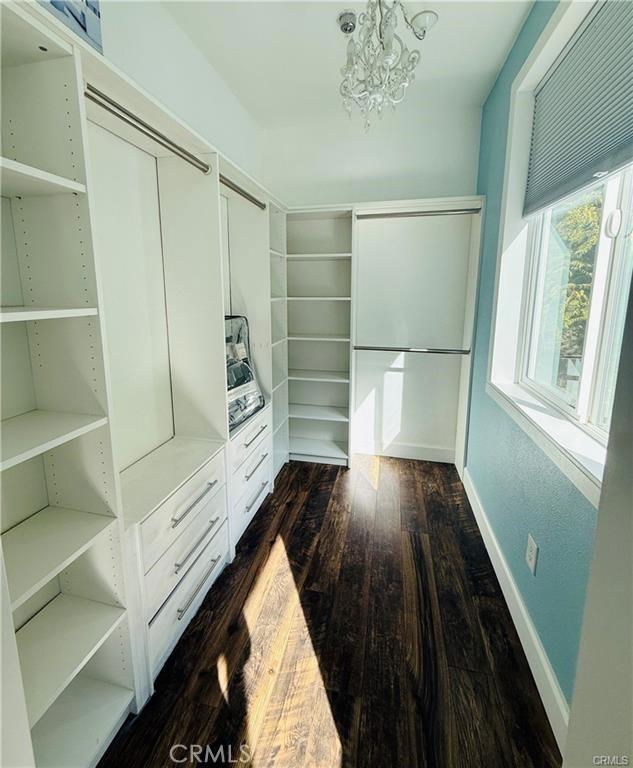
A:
[467,1,597,704]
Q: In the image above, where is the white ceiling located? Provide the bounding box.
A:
[165,0,532,129]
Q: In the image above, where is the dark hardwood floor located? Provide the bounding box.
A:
[99,457,562,767]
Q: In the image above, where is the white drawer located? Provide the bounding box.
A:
[148,520,229,675]
[141,451,225,570]
[229,408,271,474]
[145,490,227,619]
[231,435,273,503]
[231,456,272,544]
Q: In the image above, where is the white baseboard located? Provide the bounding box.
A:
[462,468,569,753]
[353,441,455,463]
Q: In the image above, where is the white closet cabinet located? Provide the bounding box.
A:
[1,6,136,767]
[352,199,483,470]
[219,161,275,549]
[86,104,231,695]
[285,210,353,466]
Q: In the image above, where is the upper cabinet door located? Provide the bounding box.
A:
[355,212,475,349]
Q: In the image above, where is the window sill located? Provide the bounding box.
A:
[486,379,604,508]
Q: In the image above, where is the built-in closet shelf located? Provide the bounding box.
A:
[287,296,351,301]
[289,436,348,461]
[270,248,285,258]
[288,369,350,383]
[288,333,350,343]
[286,253,352,260]
[0,157,86,197]
[16,594,126,726]
[289,404,349,422]
[0,411,109,472]
[120,436,225,526]
[272,337,287,348]
[31,675,133,768]
[3,507,115,610]
[272,378,288,393]
[0,306,98,323]
[270,297,286,303]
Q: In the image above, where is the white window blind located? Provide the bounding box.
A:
[524,0,633,216]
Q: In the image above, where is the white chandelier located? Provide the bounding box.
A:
[338,3,438,128]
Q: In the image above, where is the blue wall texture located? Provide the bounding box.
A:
[466,1,597,704]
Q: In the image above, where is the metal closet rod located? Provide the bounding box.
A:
[354,345,470,355]
[356,208,480,220]
[84,84,211,175]
[219,174,267,211]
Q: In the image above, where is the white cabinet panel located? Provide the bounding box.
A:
[352,349,461,462]
[87,122,173,471]
[355,213,474,349]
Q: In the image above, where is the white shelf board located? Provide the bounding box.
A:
[288,333,350,343]
[286,253,352,260]
[270,248,285,258]
[289,436,348,461]
[0,411,108,472]
[272,377,288,393]
[0,157,86,197]
[31,675,133,768]
[16,594,126,726]
[289,404,349,422]
[288,369,350,383]
[287,296,351,301]
[271,337,287,347]
[3,507,115,610]
[120,436,225,526]
[0,306,98,323]
[270,296,286,303]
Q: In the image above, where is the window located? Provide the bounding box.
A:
[521,165,633,439]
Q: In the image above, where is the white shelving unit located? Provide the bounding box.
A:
[285,209,353,465]
[269,203,289,476]
[0,7,136,766]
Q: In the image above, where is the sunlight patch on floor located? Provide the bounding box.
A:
[241,538,342,767]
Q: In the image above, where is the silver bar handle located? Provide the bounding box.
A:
[245,482,268,514]
[177,555,222,620]
[171,480,218,528]
[174,517,221,574]
[245,452,269,481]
[354,345,470,355]
[244,424,267,448]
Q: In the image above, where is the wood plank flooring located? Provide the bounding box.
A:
[99,457,562,768]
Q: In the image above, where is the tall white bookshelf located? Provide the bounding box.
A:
[285,210,353,465]
[0,6,135,766]
[269,203,289,477]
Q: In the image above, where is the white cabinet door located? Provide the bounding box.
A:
[355,213,475,350]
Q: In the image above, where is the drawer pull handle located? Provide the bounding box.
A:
[244,424,267,448]
[171,480,218,528]
[245,481,268,514]
[177,554,222,620]
[174,517,221,574]
[244,453,269,481]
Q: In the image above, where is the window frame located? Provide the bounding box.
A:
[516,169,631,448]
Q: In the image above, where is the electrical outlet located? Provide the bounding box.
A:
[526,533,539,576]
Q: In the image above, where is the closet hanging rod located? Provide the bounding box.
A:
[354,345,470,355]
[219,174,267,210]
[84,84,211,174]
[356,208,480,220]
